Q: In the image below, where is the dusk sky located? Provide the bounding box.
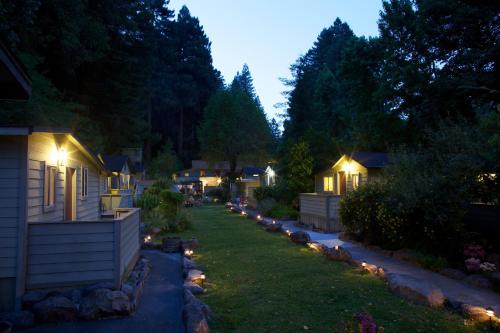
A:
[169,0,384,123]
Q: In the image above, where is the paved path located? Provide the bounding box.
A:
[238,206,500,313]
[26,251,184,333]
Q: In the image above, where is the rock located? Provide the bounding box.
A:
[78,289,131,320]
[184,257,197,270]
[22,290,48,309]
[121,283,135,299]
[32,296,77,323]
[325,247,352,262]
[439,268,467,280]
[307,242,327,253]
[465,274,493,289]
[182,238,200,251]
[184,290,212,319]
[361,263,380,275]
[162,237,182,253]
[186,269,204,282]
[461,304,492,322]
[83,282,116,296]
[183,302,210,333]
[290,231,310,245]
[265,223,282,232]
[0,311,34,330]
[184,281,204,295]
[61,288,82,305]
[386,273,445,308]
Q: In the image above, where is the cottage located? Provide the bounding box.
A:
[234,166,264,206]
[101,155,134,210]
[174,160,229,195]
[300,152,388,232]
[0,128,140,311]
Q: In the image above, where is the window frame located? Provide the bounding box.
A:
[323,176,334,192]
[81,167,88,199]
[44,163,57,211]
[352,173,360,190]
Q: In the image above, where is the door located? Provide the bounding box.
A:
[338,171,346,195]
[65,167,76,221]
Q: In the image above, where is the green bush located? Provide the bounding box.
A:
[206,187,229,202]
[158,189,184,218]
[267,203,298,220]
[136,190,160,213]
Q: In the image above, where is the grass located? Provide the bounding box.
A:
[165,205,482,333]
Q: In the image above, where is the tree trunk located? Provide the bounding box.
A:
[178,107,184,157]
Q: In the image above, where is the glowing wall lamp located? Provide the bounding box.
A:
[342,161,354,174]
[51,148,68,166]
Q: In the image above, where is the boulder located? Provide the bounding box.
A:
[325,247,352,262]
[186,269,204,283]
[184,290,212,320]
[162,237,182,253]
[265,223,282,232]
[184,281,204,295]
[78,289,131,320]
[121,283,135,299]
[184,257,198,270]
[0,311,34,330]
[22,290,48,309]
[183,302,210,333]
[32,296,77,323]
[182,239,200,251]
[83,282,116,296]
[61,288,82,305]
[290,231,311,245]
[461,304,493,322]
[439,268,466,281]
[386,273,445,308]
[465,274,493,289]
[307,242,328,253]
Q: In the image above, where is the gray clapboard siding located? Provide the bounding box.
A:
[0,137,22,280]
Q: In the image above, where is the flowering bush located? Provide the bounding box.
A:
[463,244,486,259]
[480,262,497,272]
[464,258,481,272]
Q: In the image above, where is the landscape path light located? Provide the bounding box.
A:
[200,274,206,287]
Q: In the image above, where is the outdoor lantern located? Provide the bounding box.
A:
[200,274,206,287]
[51,148,68,166]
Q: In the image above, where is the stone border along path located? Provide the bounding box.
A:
[230,205,500,321]
[23,250,185,333]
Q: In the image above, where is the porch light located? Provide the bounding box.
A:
[51,148,68,166]
[342,161,354,174]
[217,177,222,184]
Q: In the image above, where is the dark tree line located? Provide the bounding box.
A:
[281,0,500,173]
[0,0,221,164]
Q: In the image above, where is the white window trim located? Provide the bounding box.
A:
[44,163,57,212]
[81,166,89,199]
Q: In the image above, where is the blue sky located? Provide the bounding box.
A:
[169,0,384,123]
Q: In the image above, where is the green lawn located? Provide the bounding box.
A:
[166,205,481,333]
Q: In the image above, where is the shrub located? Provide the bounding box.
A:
[158,190,184,218]
[206,187,229,202]
[136,190,160,213]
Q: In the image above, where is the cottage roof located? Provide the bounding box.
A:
[102,155,130,173]
[348,152,389,169]
[242,166,264,175]
[0,42,32,100]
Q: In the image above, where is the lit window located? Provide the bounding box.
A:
[200,170,205,177]
[323,176,334,192]
[81,167,88,198]
[352,174,359,189]
[44,165,57,207]
[184,172,189,177]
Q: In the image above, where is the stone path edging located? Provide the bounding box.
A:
[229,205,500,322]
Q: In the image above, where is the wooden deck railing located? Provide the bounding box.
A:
[26,208,140,290]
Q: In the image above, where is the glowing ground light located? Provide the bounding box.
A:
[335,245,339,250]
[272,220,276,224]
[286,230,291,236]
[362,262,367,267]
[257,214,261,220]
[184,249,194,256]
[144,235,152,243]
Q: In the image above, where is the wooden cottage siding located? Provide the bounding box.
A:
[26,221,115,289]
[27,133,101,222]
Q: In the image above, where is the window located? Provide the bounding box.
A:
[323,176,334,192]
[44,165,57,207]
[352,174,360,190]
[184,172,189,177]
[81,167,88,198]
